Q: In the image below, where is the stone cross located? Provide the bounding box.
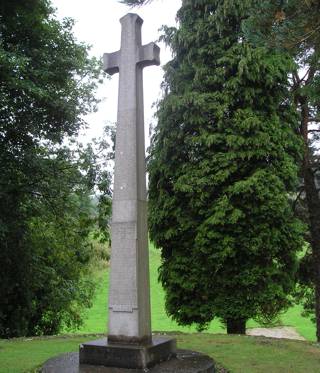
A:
[79,14,176,369]
[103,13,160,344]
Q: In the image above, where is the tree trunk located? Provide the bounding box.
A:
[300,99,320,342]
[226,318,246,334]
[304,165,320,342]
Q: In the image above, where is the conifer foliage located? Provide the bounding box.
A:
[148,0,304,333]
[243,0,320,342]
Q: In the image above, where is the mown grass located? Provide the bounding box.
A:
[0,335,98,373]
[0,333,319,373]
[77,244,316,341]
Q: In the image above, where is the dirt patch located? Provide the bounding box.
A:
[246,326,305,340]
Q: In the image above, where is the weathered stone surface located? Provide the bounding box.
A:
[42,349,215,373]
[103,13,160,342]
[79,337,176,369]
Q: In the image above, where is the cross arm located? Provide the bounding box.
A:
[103,51,120,75]
[138,42,160,68]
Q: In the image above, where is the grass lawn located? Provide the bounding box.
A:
[1,245,318,372]
[0,333,319,373]
[77,244,317,341]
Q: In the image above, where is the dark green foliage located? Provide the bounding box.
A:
[295,247,315,322]
[92,125,115,246]
[148,0,304,332]
[243,0,320,54]
[0,0,109,337]
[244,0,320,342]
[0,144,102,337]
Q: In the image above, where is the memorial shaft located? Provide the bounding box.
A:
[103,13,160,343]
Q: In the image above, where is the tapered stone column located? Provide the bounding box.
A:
[79,13,177,370]
[105,13,159,344]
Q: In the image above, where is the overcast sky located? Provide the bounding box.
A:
[52,0,181,143]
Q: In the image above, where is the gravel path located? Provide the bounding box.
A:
[246,326,305,340]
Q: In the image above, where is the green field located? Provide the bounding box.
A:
[77,244,316,341]
[0,333,319,373]
[0,244,318,373]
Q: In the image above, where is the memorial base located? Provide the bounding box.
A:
[79,336,176,369]
[42,349,215,373]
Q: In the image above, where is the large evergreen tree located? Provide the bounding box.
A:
[0,0,109,337]
[243,0,320,343]
[146,0,304,333]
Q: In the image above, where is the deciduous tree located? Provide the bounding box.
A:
[0,0,109,337]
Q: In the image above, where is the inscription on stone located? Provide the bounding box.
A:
[110,305,137,313]
[112,222,137,241]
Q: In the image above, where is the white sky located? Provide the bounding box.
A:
[52,0,181,144]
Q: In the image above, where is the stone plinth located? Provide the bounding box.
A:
[79,337,176,369]
[42,349,215,373]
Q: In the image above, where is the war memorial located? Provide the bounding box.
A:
[42,13,214,372]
